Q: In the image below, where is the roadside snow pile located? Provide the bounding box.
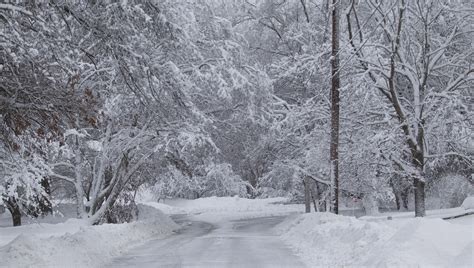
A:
[176,196,293,212]
[141,201,187,214]
[152,196,298,213]
[145,196,300,215]
[361,206,474,221]
[365,218,473,267]
[276,213,395,266]
[361,196,474,221]
[0,218,86,248]
[0,204,178,268]
[145,196,303,222]
[277,213,473,267]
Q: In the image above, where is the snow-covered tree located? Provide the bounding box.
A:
[346,0,473,216]
[0,146,52,226]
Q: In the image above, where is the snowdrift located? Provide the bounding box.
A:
[276,213,473,267]
[144,196,293,213]
[0,204,178,267]
[143,196,303,222]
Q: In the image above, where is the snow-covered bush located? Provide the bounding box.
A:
[426,174,474,209]
[102,191,139,224]
[152,166,201,199]
[461,196,474,210]
[197,163,247,197]
[258,163,304,200]
[153,163,247,199]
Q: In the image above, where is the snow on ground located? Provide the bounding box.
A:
[276,212,473,267]
[0,202,78,227]
[449,214,474,226]
[1,196,472,267]
[142,196,304,223]
[0,204,178,268]
[139,196,473,267]
[360,206,474,221]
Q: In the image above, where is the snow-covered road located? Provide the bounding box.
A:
[107,215,306,267]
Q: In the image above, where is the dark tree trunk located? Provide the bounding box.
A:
[39,177,53,215]
[6,198,22,226]
[11,208,21,226]
[413,151,426,217]
[330,0,340,214]
[401,190,409,210]
[394,194,401,210]
[310,182,319,212]
[413,127,426,217]
[414,178,425,217]
[389,176,400,210]
[304,176,311,213]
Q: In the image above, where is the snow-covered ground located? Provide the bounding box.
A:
[360,206,474,221]
[128,196,474,267]
[276,210,473,267]
[0,204,178,267]
[142,196,304,223]
[0,197,301,268]
[1,196,472,267]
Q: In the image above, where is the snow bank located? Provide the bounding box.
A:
[364,218,473,267]
[0,204,178,267]
[277,213,473,267]
[175,196,291,212]
[361,206,474,221]
[0,218,86,248]
[141,201,187,214]
[154,196,298,213]
[145,196,303,222]
[276,213,394,267]
[449,214,474,226]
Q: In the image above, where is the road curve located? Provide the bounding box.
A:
[107,215,306,268]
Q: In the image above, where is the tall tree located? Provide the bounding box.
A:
[346,0,473,216]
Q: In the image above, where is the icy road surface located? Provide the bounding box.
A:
[107,215,306,267]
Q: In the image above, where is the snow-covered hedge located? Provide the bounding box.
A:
[0,204,178,267]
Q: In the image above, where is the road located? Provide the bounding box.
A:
[107,215,306,268]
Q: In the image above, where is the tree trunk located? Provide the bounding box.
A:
[11,208,21,226]
[413,128,426,217]
[39,177,53,215]
[395,194,401,210]
[414,178,425,217]
[310,181,320,212]
[304,176,311,213]
[330,0,340,214]
[6,199,22,226]
[75,180,86,218]
[401,189,409,210]
[390,179,401,210]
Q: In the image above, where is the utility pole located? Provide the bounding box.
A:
[330,0,340,214]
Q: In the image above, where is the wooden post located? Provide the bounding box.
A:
[330,0,340,214]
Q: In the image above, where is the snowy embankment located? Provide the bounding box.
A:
[0,205,178,267]
[276,210,473,267]
[142,196,303,222]
[360,198,474,221]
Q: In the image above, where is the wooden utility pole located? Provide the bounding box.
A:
[330,0,340,214]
